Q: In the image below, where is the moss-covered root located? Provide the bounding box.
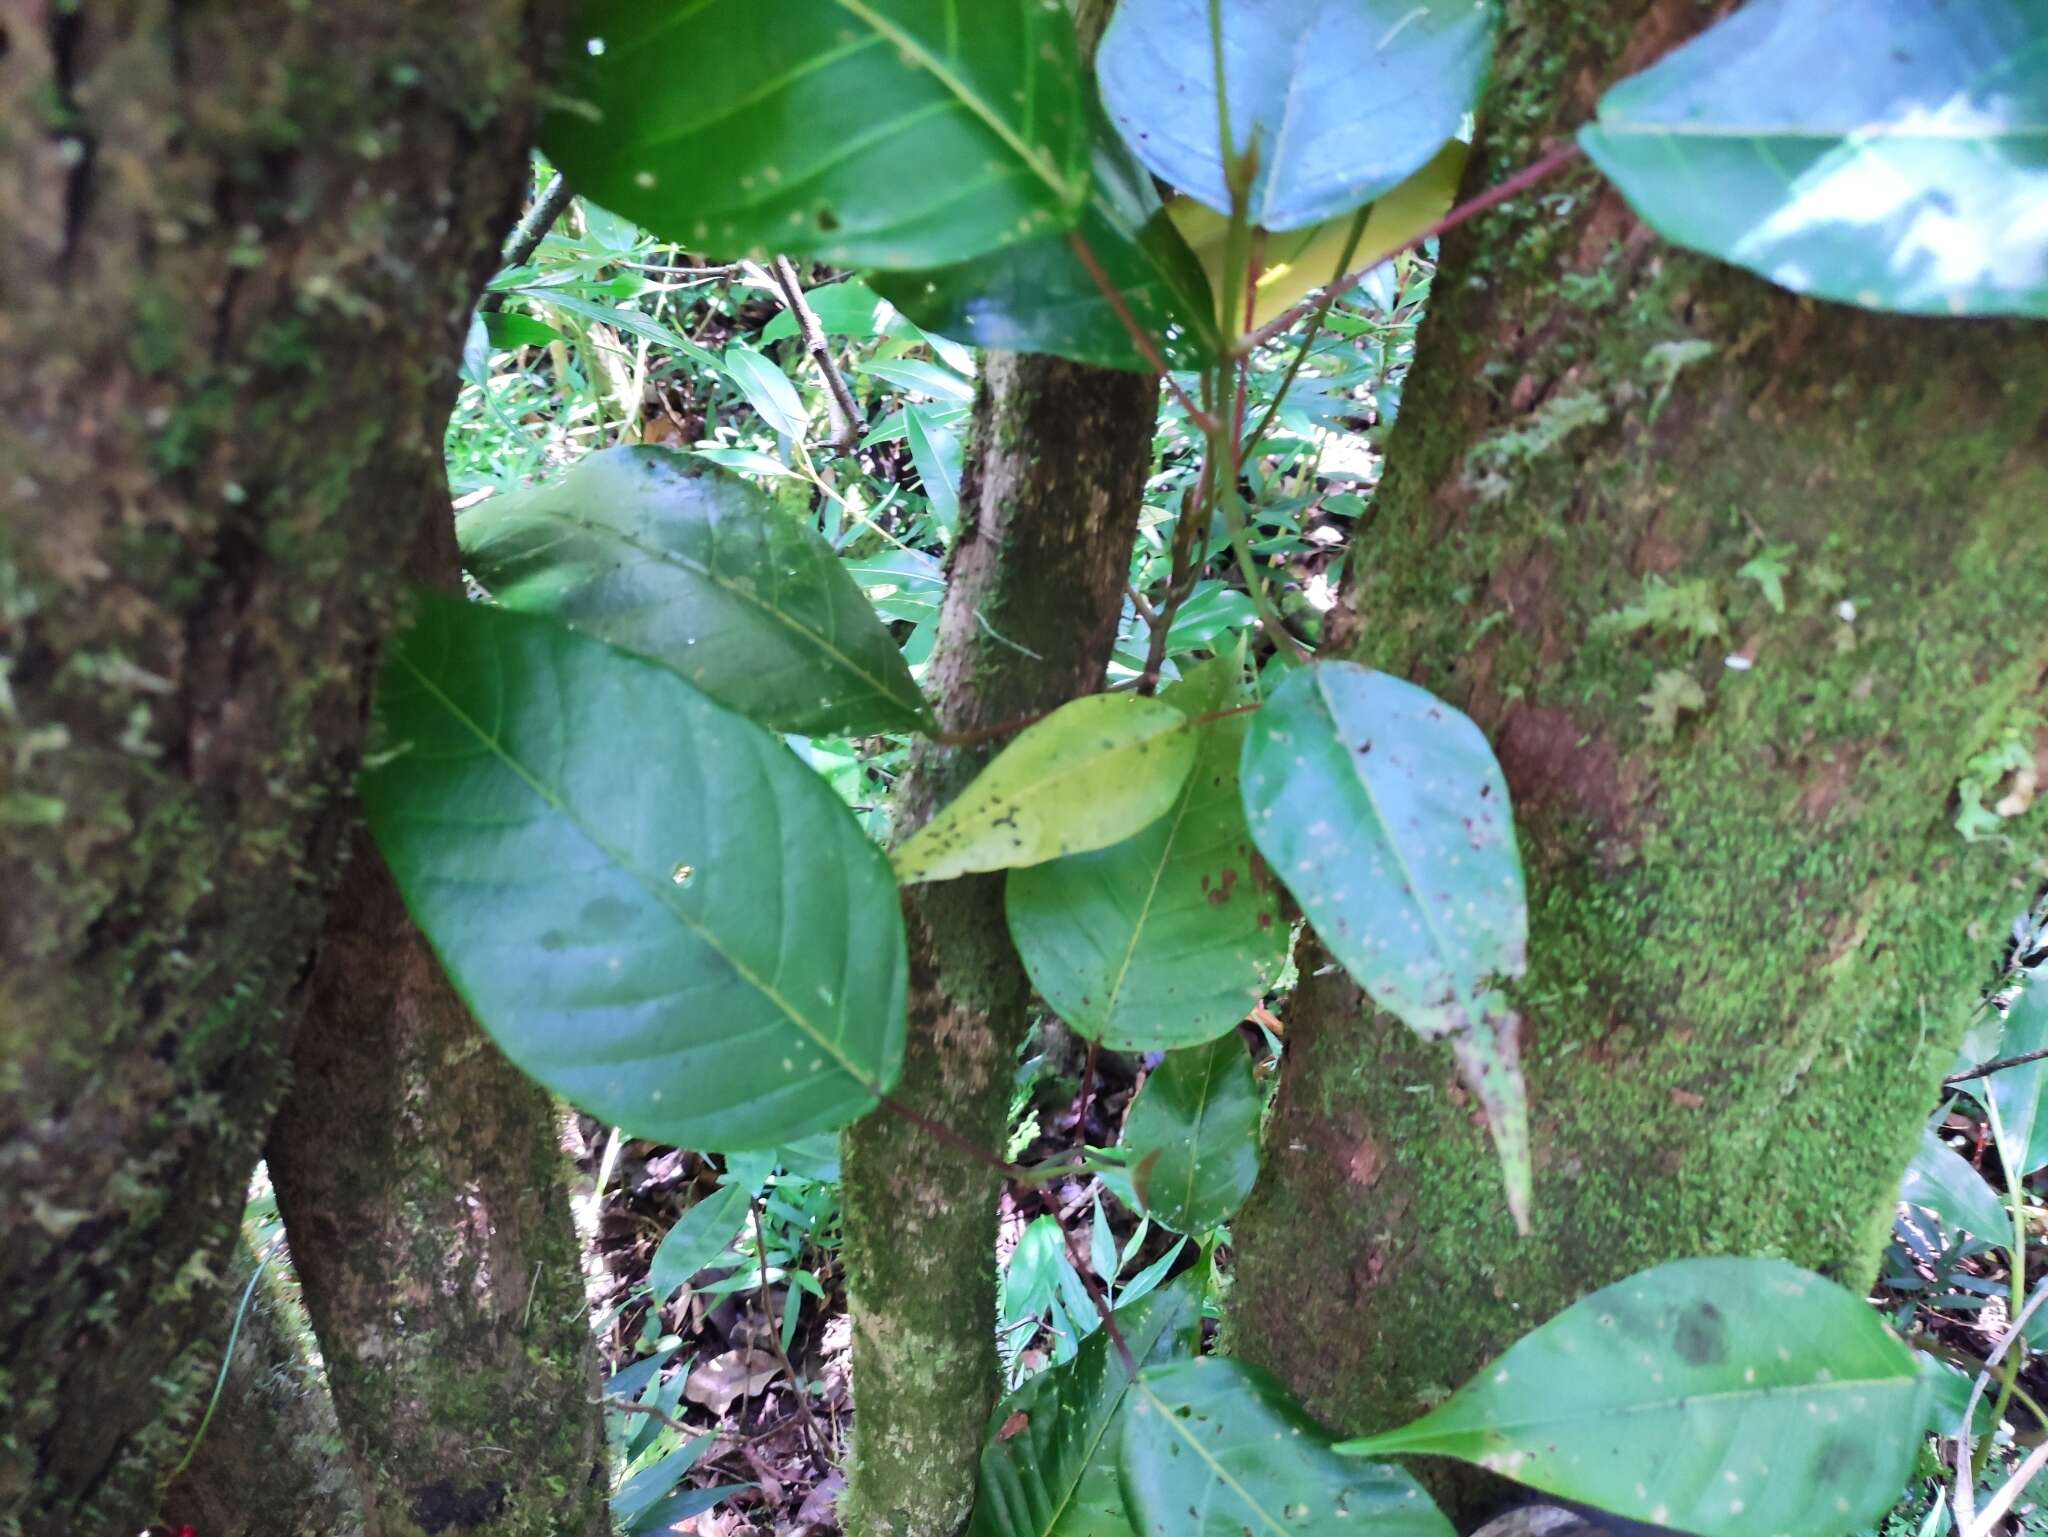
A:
[265,837,608,1537]
[1228,1,2048,1505]
[0,4,567,1530]
[838,353,1159,1537]
[161,1236,364,1537]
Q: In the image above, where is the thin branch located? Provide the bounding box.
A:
[770,254,867,452]
[1067,231,1219,435]
[1946,1044,2048,1086]
[479,173,574,314]
[750,1202,827,1460]
[1242,140,1585,352]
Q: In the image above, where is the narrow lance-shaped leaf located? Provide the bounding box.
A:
[542,0,1091,268]
[723,342,810,444]
[362,596,908,1149]
[1097,0,1494,231]
[1899,1124,2011,1243]
[1117,1036,1261,1235]
[1984,975,2048,1177]
[1120,1357,1454,1537]
[1007,660,1285,1051]
[968,1280,1199,1537]
[1337,1257,1934,1537]
[1579,0,2048,318]
[1239,661,1530,1229]
[649,1182,755,1303]
[895,694,1199,884]
[458,448,931,737]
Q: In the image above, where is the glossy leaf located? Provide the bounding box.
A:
[875,102,1222,371]
[362,596,908,1149]
[1097,0,1494,231]
[724,343,809,443]
[904,405,964,534]
[649,1183,754,1302]
[1240,661,1529,1227]
[895,695,1199,884]
[1168,139,1465,333]
[1339,1257,1932,1537]
[1121,1357,1453,1537]
[1008,663,1284,1050]
[1118,1036,1261,1234]
[968,1281,1199,1537]
[542,0,1090,268]
[458,447,930,736]
[1986,976,2048,1176]
[1580,0,2048,318]
[1900,1125,2010,1243]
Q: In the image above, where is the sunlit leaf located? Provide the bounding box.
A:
[1899,1125,2010,1242]
[1121,1357,1453,1537]
[724,342,810,443]
[363,597,907,1149]
[1008,662,1285,1050]
[458,448,930,736]
[969,1281,1199,1537]
[1097,0,1493,231]
[895,695,1199,884]
[904,404,963,533]
[1338,1258,1932,1537]
[1580,0,2048,317]
[1239,661,1530,1228]
[1118,1036,1261,1234]
[542,0,1091,268]
[649,1183,754,1302]
[1984,976,2048,1176]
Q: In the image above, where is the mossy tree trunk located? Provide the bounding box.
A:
[1231,0,2048,1496]
[266,819,608,1537]
[0,2,565,1528]
[838,353,1159,1537]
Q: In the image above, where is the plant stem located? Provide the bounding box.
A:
[751,1201,827,1459]
[479,172,573,314]
[1239,202,1372,459]
[1067,232,1217,434]
[769,254,867,451]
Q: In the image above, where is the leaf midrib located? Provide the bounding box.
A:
[1133,1377,1297,1537]
[394,648,879,1095]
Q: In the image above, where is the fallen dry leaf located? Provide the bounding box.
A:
[685,1348,781,1416]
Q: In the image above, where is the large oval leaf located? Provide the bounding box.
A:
[874,102,1222,371]
[1580,0,2048,318]
[1240,662,1525,1034]
[1117,1036,1261,1234]
[1899,1125,2009,1243]
[1096,0,1494,231]
[894,694,1199,884]
[1121,1357,1453,1537]
[1337,1258,1933,1537]
[542,0,1090,268]
[362,595,907,1149]
[969,1280,1199,1537]
[458,448,930,737]
[1007,664,1284,1051]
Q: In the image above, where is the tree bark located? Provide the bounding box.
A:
[160,1237,364,1537]
[1230,0,2048,1502]
[837,354,1159,1537]
[267,835,608,1537]
[0,2,566,1529]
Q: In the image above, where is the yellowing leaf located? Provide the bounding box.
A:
[1168,140,1468,334]
[893,694,1198,884]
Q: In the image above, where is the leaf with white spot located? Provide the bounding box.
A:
[1337,1258,1933,1537]
[1119,1356,1453,1537]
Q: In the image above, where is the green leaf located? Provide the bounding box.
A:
[649,1183,754,1302]
[873,102,1222,371]
[1008,663,1285,1050]
[458,447,930,736]
[1118,1037,1260,1234]
[1239,661,1530,1228]
[1120,1357,1453,1537]
[1985,974,2048,1176]
[894,694,1199,884]
[515,287,722,371]
[1096,0,1494,231]
[723,342,810,443]
[761,280,891,343]
[362,596,907,1149]
[1900,1125,2010,1243]
[969,1281,1199,1537]
[1579,0,2048,318]
[859,360,976,404]
[904,404,963,534]
[541,0,1091,268]
[483,311,564,349]
[1338,1257,1933,1537]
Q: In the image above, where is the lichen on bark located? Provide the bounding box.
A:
[837,353,1159,1537]
[1229,0,2048,1506]
[0,2,567,1528]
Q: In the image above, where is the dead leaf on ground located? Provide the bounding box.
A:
[685,1348,781,1416]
